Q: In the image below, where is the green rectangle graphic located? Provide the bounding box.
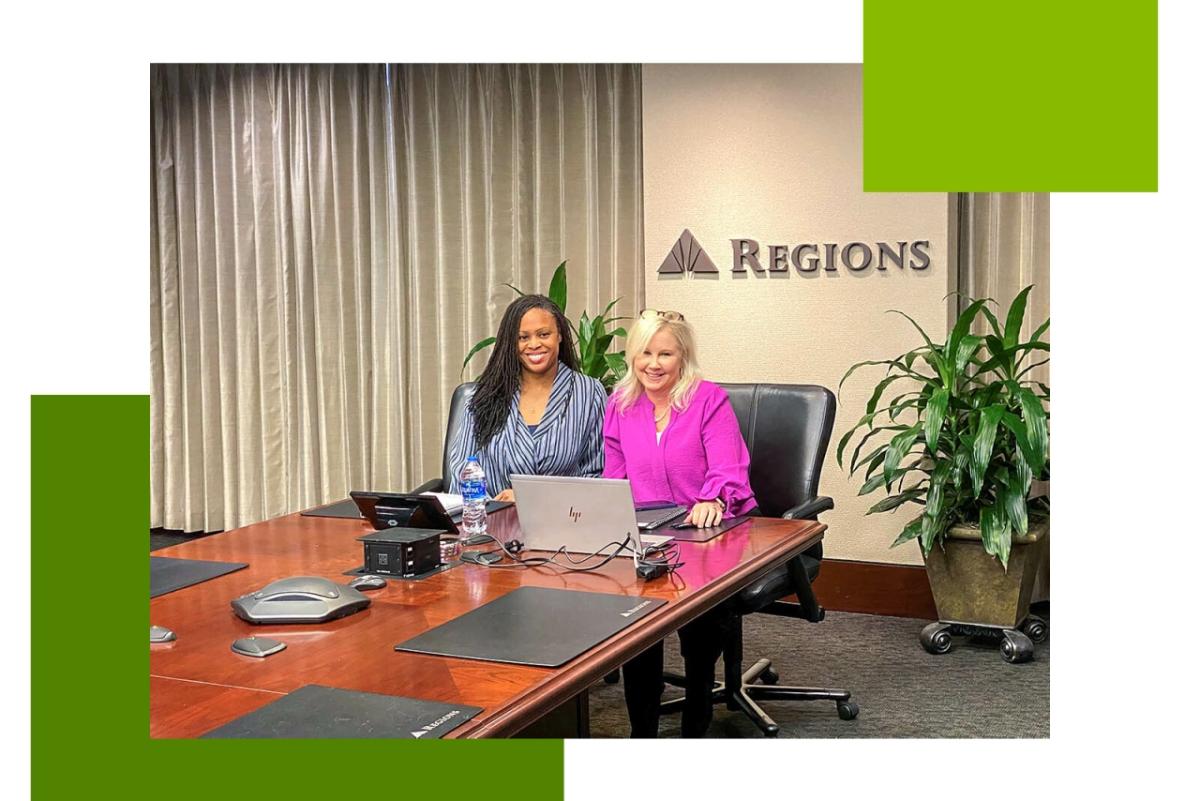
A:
[864,0,1157,191]
[30,395,563,800]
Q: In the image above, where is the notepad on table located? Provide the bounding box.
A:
[420,491,464,515]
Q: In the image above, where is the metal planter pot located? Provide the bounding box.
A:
[922,519,1049,629]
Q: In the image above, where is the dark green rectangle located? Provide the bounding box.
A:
[864,0,1157,191]
[31,395,563,799]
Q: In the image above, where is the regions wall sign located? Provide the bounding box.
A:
[658,229,931,276]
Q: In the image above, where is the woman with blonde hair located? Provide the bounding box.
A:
[603,309,758,737]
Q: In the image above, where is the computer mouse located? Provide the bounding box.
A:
[150,625,176,643]
[348,575,388,590]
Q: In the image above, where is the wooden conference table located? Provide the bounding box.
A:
[149,506,824,738]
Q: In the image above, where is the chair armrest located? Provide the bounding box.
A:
[410,478,444,494]
[781,496,834,520]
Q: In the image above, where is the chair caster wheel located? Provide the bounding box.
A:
[837,701,859,720]
[920,622,953,654]
[1022,614,1049,643]
[760,668,779,685]
[1001,630,1034,663]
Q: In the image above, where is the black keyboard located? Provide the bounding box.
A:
[635,506,687,530]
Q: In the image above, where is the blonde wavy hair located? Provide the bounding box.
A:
[612,310,702,414]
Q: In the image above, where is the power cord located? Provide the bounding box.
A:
[464,532,685,577]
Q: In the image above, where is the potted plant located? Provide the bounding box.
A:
[463,261,628,389]
[837,286,1050,662]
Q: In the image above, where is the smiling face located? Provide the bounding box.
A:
[634,328,682,396]
[516,307,561,375]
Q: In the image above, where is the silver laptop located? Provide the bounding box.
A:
[509,475,672,557]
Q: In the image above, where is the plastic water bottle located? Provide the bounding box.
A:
[459,455,488,539]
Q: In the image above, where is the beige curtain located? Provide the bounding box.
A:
[151,64,644,533]
[958,193,1050,388]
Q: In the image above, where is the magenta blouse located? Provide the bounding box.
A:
[602,380,758,516]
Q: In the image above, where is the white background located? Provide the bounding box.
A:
[2,2,1195,799]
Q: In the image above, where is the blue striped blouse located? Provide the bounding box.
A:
[445,363,607,494]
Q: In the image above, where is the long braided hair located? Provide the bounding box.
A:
[470,294,579,451]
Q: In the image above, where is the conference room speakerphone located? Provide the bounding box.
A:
[357,528,443,577]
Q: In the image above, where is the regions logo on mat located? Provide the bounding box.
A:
[410,708,463,738]
[658,229,718,275]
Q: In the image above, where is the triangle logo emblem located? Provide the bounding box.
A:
[658,229,718,275]
[411,729,427,738]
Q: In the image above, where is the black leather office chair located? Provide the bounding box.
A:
[659,383,859,736]
[411,383,477,493]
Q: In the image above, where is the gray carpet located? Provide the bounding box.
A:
[587,608,1050,738]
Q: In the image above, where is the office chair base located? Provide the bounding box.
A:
[660,659,858,737]
[920,616,1046,664]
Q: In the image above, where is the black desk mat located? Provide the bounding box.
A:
[201,684,481,739]
[301,497,513,523]
[300,498,362,519]
[150,556,248,598]
[665,515,749,543]
[395,587,666,667]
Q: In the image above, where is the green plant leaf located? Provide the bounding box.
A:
[1015,358,1050,380]
[598,297,620,320]
[883,425,922,484]
[1012,342,1050,368]
[605,352,626,375]
[1031,316,1050,343]
[970,405,1005,497]
[948,298,989,362]
[892,516,923,547]
[887,396,922,423]
[925,461,951,520]
[921,349,952,388]
[1003,285,1034,349]
[609,327,627,339]
[979,334,1012,378]
[502,283,526,296]
[548,261,568,313]
[577,310,593,352]
[999,476,1029,537]
[918,511,940,553]
[979,504,1012,569]
[461,336,497,374]
[1016,387,1049,475]
[867,487,925,514]
[924,388,949,454]
[839,357,925,397]
[1013,444,1034,495]
[837,407,913,466]
[953,334,984,378]
[857,471,890,497]
[979,303,1003,337]
[952,447,970,489]
[862,448,888,481]
[850,428,906,474]
[886,309,937,351]
[865,374,906,416]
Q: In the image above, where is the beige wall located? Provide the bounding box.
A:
[642,64,952,565]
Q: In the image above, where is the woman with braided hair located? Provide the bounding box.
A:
[446,294,607,500]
